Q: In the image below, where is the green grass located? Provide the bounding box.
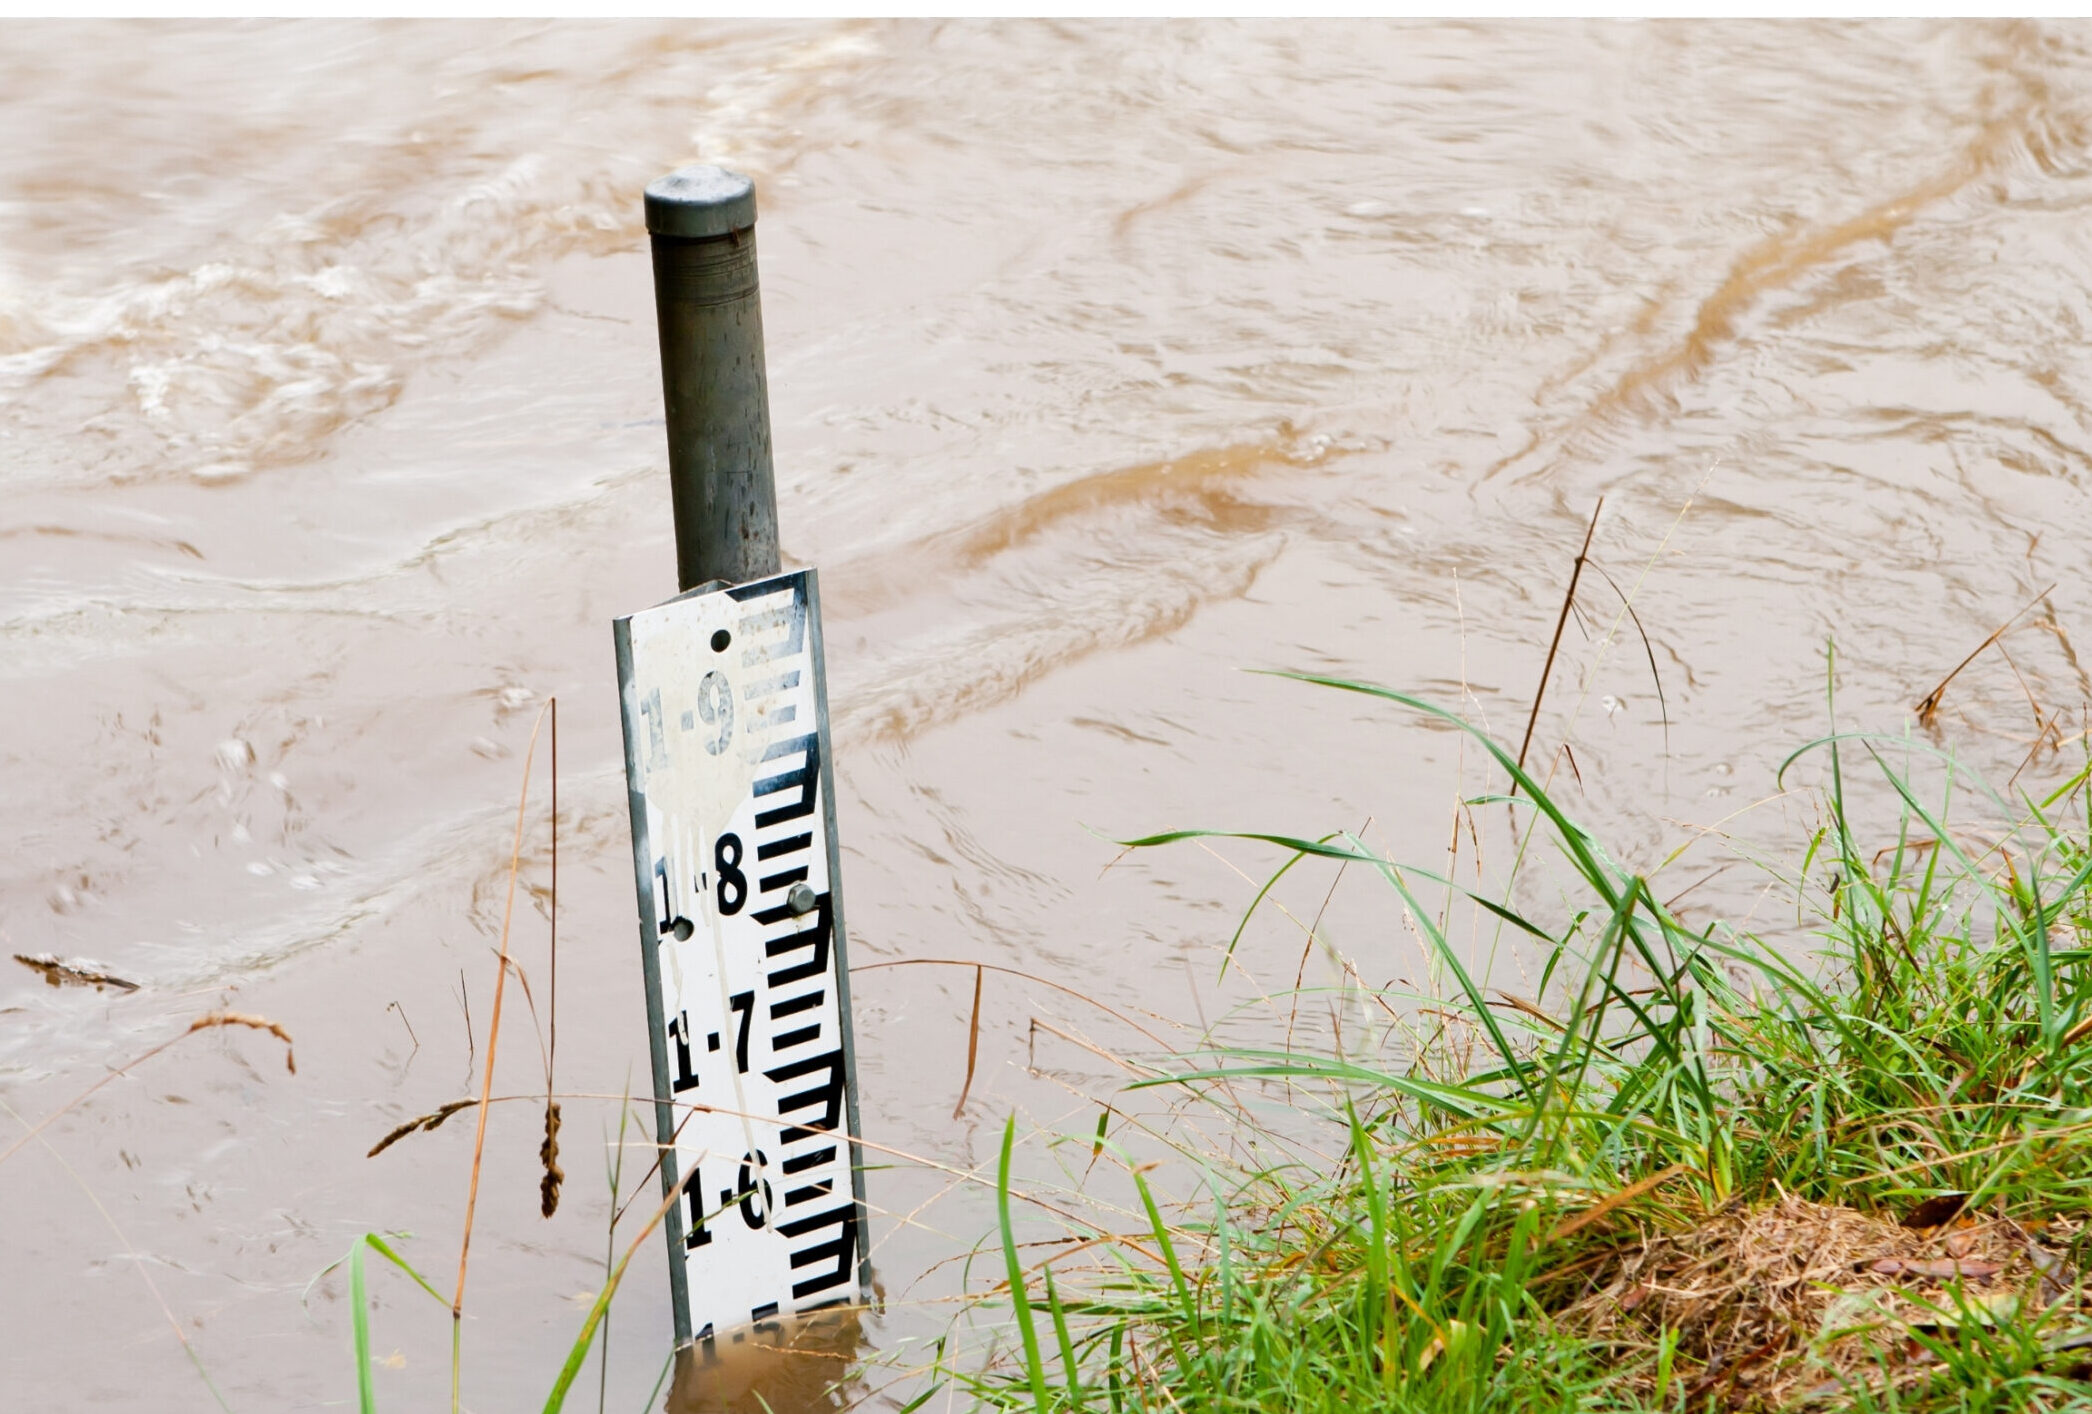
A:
[940,667,2092,1413]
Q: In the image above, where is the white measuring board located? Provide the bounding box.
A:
[613,568,868,1345]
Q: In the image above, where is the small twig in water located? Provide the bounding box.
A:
[1515,497,1603,793]
[1662,862,1734,913]
[1996,640,2048,734]
[2008,716,2066,794]
[386,1000,420,1055]
[952,963,985,1119]
[455,967,474,1090]
[544,697,561,1219]
[1915,583,2054,727]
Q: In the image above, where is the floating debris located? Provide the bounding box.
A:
[13,952,140,991]
[367,1097,478,1158]
[190,1011,295,1073]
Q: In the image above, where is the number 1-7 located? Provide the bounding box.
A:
[730,990,753,1073]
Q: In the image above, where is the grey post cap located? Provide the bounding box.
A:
[645,165,757,239]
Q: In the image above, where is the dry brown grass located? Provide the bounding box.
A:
[1561,1195,2083,1408]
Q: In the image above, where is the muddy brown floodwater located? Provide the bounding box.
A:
[5,17,2092,1411]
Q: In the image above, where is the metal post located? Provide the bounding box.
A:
[645,166,781,592]
[624,168,871,1353]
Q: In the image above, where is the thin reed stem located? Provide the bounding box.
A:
[1514,497,1601,792]
[451,697,554,1412]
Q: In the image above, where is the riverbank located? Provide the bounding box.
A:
[947,674,2092,1412]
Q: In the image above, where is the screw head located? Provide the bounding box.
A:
[787,883,818,916]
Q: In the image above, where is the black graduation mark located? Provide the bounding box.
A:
[726,578,807,666]
[759,893,831,989]
[740,669,800,701]
[779,1204,858,1299]
[769,990,821,1019]
[785,1179,832,1208]
[781,1146,836,1175]
[753,734,820,830]
[757,832,811,861]
[765,1047,845,1144]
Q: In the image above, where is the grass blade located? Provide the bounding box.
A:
[352,1238,374,1414]
[998,1115,1052,1414]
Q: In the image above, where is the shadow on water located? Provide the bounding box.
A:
[666,1304,871,1414]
